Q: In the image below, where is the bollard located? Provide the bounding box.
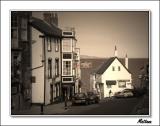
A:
[40,104,44,115]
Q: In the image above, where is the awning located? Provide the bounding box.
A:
[106,80,116,85]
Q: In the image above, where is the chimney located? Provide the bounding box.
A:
[54,13,58,26]
[114,46,118,57]
[43,12,58,26]
[125,54,128,69]
[43,12,51,24]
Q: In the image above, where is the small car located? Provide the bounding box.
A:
[72,93,89,105]
[87,92,100,104]
[114,89,134,98]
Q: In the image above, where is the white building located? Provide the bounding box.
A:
[30,13,62,105]
[61,27,81,100]
[90,46,133,98]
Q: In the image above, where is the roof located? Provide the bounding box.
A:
[95,57,131,74]
[29,17,62,37]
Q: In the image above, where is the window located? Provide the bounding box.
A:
[48,59,52,78]
[62,77,73,82]
[112,66,115,71]
[47,37,52,51]
[62,38,72,52]
[63,61,71,75]
[55,39,59,52]
[118,66,121,71]
[63,53,72,59]
[63,31,73,36]
[55,58,59,76]
[118,81,126,88]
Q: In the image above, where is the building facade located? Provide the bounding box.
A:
[11,11,32,111]
[90,47,133,98]
[30,12,62,105]
[61,27,81,100]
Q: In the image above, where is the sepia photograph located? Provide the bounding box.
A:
[11,11,150,116]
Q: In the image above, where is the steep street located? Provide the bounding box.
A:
[60,97,142,115]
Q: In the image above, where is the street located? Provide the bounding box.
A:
[12,96,147,115]
[59,97,142,115]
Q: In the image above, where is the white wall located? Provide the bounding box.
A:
[31,28,43,68]
[32,67,44,103]
[101,58,132,97]
[31,27,44,103]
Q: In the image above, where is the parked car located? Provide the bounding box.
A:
[87,92,100,104]
[72,93,89,105]
[114,89,134,98]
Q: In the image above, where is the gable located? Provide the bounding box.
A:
[104,58,131,76]
[96,57,131,75]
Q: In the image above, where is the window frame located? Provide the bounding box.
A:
[48,58,52,78]
[47,37,52,52]
[55,58,59,77]
[118,66,121,71]
[55,38,59,52]
[112,66,115,71]
[62,60,72,76]
[118,81,126,88]
[62,38,72,52]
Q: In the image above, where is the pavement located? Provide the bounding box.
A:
[11,101,72,115]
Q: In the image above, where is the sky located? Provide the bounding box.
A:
[57,11,149,58]
[32,11,149,58]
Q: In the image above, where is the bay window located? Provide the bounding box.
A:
[62,38,72,52]
[63,61,71,76]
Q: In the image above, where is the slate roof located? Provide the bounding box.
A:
[96,57,131,74]
[29,17,62,37]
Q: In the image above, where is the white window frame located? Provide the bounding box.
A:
[47,37,52,51]
[112,66,115,71]
[62,77,73,83]
[62,59,72,76]
[62,38,72,52]
[118,81,126,88]
[55,38,59,52]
